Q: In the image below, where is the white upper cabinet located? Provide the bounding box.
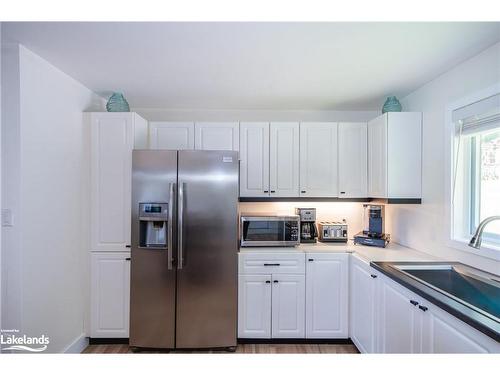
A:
[149,121,195,150]
[269,122,300,197]
[239,122,270,197]
[368,112,422,199]
[299,123,338,197]
[195,122,239,151]
[338,122,368,198]
[305,253,348,338]
[89,112,147,251]
[90,252,131,338]
[271,274,306,338]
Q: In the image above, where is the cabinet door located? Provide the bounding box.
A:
[350,255,378,352]
[378,275,421,353]
[90,253,131,338]
[239,122,270,197]
[299,123,338,197]
[149,121,195,150]
[305,253,348,338]
[420,299,499,353]
[269,122,300,197]
[272,274,305,338]
[338,122,368,198]
[195,122,239,151]
[367,115,387,198]
[90,113,133,251]
[238,274,272,338]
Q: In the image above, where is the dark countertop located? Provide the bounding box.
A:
[371,261,500,343]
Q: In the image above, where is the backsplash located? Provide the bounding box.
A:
[239,201,368,239]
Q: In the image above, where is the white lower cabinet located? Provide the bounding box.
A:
[238,252,305,339]
[272,274,306,338]
[420,298,499,353]
[350,255,379,352]
[90,252,131,338]
[376,273,500,353]
[238,274,272,338]
[305,253,348,338]
[377,274,421,353]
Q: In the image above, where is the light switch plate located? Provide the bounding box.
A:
[2,209,14,227]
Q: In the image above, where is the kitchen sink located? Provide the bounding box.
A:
[391,263,500,322]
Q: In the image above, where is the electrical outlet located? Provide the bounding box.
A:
[2,209,14,227]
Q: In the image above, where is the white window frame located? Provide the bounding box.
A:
[445,83,500,261]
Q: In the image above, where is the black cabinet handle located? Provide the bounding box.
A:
[340,192,346,194]
[301,190,306,193]
[264,190,269,193]
[264,263,280,266]
[410,300,419,306]
[308,258,314,262]
[265,280,271,284]
[125,257,131,261]
[418,305,428,312]
[370,274,377,278]
[125,245,131,248]
[270,190,276,193]
[273,280,279,283]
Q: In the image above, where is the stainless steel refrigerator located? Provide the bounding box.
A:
[130,150,239,350]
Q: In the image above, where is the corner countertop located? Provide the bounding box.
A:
[239,241,438,263]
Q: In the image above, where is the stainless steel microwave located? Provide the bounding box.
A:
[240,214,300,247]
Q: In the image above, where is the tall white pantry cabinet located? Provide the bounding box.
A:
[86,112,148,338]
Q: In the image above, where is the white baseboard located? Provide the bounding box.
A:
[64,334,89,353]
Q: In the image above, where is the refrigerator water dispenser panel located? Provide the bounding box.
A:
[139,203,169,248]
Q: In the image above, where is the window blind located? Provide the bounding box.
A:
[453,93,500,135]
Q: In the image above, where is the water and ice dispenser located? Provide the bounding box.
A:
[139,203,168,248]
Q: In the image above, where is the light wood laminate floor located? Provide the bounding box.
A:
[83,343,359,354]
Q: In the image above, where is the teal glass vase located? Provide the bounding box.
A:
[106,92,130,112]
[382,96,402,113]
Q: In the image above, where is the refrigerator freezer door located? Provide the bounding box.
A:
[176,150,239,348]
[130,150,178,349]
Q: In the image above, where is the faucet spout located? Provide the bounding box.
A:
[468,216,500,249]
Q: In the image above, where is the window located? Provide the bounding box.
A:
[452,93,500,248]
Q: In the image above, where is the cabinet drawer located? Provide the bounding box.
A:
[239,252,305,274]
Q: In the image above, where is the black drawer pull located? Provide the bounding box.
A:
[370,274,377,278]
[125,257,131,261]
[301,190,306,193]
[264,190,269,193]
[264,263,280,266]
[418,305,428,312]
[265,280,271,284]
[125,245,131,248]
[308,259,314,262]
[340,192,346,194]
[270,190,276,193]
[273,280,279,283]
[410,300,419,306]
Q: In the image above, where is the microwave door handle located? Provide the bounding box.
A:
[167,182,175,270]
[177,182,185,270]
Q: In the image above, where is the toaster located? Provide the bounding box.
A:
[318,221,348,243]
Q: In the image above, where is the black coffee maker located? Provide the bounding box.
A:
[354,204,390,247]
[295,208,318,243]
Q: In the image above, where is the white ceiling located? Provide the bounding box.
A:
[3,22,500,110]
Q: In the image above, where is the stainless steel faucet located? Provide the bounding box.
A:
[468,216,500,249]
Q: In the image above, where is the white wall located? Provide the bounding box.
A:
[386,42,500,275]
[133,108,378,122]
[1,43,103,352]
[239,201,365,240]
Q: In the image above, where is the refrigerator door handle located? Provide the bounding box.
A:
[167,182,176,270]
[177,182,185,269]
